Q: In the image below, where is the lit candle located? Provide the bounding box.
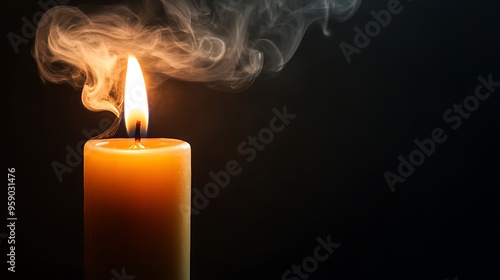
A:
[84,56,191,280]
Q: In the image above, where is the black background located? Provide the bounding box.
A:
[2,0,500,279]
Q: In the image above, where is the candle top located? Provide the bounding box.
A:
[85,138,190,155]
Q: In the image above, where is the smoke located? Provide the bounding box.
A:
[34,0,360,128]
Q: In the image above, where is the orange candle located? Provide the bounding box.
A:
[84,56,191,280]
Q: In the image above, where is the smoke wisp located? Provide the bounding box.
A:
[34,0,360,122]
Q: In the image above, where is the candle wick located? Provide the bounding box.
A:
[135,120,141,142]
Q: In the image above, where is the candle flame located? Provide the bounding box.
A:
[124,55,148,137]
[33,0,361,138]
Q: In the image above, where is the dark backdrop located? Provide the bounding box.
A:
[2,0,499,279]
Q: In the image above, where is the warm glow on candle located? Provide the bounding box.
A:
[84,54,191,280]
[124,55,148,137]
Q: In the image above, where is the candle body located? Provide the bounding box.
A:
[84,138,191,280]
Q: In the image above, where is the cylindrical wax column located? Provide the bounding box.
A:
[84,138,191,280]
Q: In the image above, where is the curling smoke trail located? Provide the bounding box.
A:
[33,0,360,136]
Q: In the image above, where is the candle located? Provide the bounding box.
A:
[84,56,191,280]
